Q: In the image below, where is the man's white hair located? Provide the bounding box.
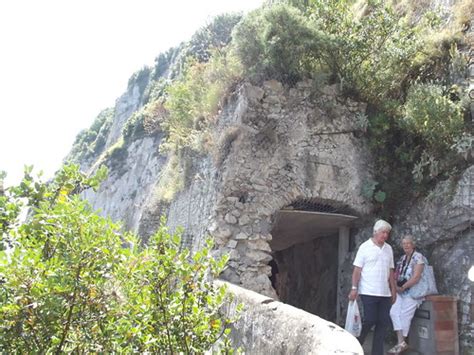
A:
[373,219,392,234]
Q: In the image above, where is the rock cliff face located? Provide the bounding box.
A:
[395,167,474,348]
[78,74,473,350]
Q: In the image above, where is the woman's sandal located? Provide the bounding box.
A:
[387,340,408,354]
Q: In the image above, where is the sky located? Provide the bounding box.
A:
[0,0,262,187]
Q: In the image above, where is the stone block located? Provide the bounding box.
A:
[253,184,269,193]
[224,213,238,224]
[263,79,284,93]
[211,226,232,239]
[264,95,281,104]
[227,240,238,249]
[238,214,251,226]
[247,239,271,252]
[245,249,272,263]
[236,232,248,240]
[243,84,264,102]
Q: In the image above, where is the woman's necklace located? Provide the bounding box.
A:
[400,250,414,279]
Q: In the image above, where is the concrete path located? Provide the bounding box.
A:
[361,331,421,354]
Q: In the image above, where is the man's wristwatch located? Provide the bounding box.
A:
[351,286,358,290]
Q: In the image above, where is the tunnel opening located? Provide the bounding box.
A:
[269,198,356,323]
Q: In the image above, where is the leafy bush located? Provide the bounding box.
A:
[232,3,330,84]
[0,165,235,353]
[143,77,170,104]
[151,47,181,81]
[364,109,420,214]
[122,112,146,143]
[451,133,474,161]
[162,48,242,152]
[144,13,242,100]
[188,13,243,62]
[115,230,232,353]
[310,1,429,110]
[101,138,128,176]
[287,0,469,193]
[142,100,168,135]
[401,83,467,183]
[402,83,465,150]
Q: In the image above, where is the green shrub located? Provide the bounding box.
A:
[162,48,242,152]
[143,77,170,103]
[151,47,180,81]
[103,138,128,175]
[188,13,243,62]
[316,1,429,110]
[232,3,330,84]
[122,99,167,144]
[0,165,235,353]
[142,100,168,135]
[403,83,465,149]
[123,112,146,143]
[451,133,474,161]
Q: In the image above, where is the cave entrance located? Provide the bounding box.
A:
[269,206,356,323]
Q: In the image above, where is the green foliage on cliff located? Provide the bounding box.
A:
[187,13,243,63]
[0,166,235,353]
[162,49,242,152]
[67,108,114,164]
[118,13,243,152]
[403,83,465,149]
[232,4,330,84]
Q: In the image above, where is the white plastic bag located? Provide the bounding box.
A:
[345,300,362,337]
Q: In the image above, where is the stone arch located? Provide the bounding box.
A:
[268,198,357,323]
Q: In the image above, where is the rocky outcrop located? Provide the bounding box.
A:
[394,166,474,349]
[83,134,165,231]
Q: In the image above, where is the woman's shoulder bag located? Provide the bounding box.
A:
[408,255,438,299]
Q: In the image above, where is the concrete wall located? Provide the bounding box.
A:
[217,280,363,355]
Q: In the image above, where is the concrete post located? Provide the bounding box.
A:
[337,226,350,324]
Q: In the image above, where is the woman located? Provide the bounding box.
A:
[388,235,425,354]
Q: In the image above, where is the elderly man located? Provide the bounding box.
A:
[348,219,397,355]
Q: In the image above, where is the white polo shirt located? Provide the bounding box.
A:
[353,238,394,297]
